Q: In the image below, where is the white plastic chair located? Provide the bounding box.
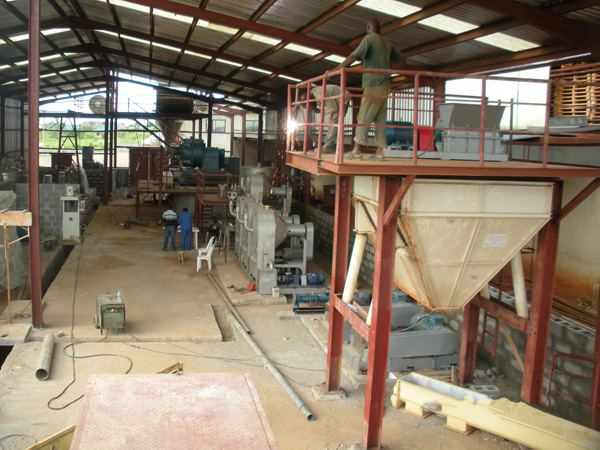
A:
[197,236,216,272]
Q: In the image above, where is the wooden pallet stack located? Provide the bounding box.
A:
[551,62,600,125]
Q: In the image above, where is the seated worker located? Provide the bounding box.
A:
[207,216,220,243]
[292,85,349,154]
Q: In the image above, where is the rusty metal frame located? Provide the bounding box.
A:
[521,181,563,403]
[28,0,43,329]
[326,176,352,391]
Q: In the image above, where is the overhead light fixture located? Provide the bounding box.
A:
[284,43,320,56]
[216,59,242,67]
[279,74,302,82]
[476,33,539,52]
[358,0,418,18]
[247,66,272,75]
[242,32,281,46]
[185,50,210,59]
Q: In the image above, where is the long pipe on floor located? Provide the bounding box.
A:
[35,333,55,381]
[342,233,367,304]
[510,253,529,318]
[226,311,315,421]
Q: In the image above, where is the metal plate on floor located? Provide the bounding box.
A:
[70,373,278,449]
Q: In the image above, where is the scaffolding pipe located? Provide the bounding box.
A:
[511,253,529,318]
[35,333,55,381]
[342,233,367,304]
[226,311,314,421]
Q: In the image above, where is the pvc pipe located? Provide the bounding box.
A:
[511,253,529,319]
[35,333,55,381]
[226,311,314,421]
[480,284,490,300]
[342,233,367,304]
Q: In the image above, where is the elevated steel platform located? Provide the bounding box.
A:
[286,151,600,179]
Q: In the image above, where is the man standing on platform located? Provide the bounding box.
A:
[178,207,193,251]
[327,19,403,160]
[162,205,177,251]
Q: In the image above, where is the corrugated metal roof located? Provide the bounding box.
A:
[0,0,597,108]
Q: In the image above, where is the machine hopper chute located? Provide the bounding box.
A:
[353,178,553,311]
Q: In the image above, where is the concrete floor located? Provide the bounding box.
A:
[0,200,521,450]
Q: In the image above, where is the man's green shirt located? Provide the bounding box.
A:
[351,33,403,88]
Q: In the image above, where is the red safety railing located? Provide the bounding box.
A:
[286,68,600,168]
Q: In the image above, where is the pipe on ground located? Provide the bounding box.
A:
[35,333,55,381]
[342,233,367,304]
[226,311,315,421]
[510,253,529,318]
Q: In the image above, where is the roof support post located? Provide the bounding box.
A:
[20,101,25,158]
[241,112,246,166]
[208,97,213,147]
[458,299,481,384]
[1,96,6,159]
[364,176,400,449]
[326,175,352,391]
[28,0,43,328]
[103,83,110,205]
[258,109,264,164]
[521,180,563,403]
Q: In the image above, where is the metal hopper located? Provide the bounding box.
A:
[353,178,553,311]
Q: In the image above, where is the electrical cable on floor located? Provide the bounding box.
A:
[0,433,37,450]
[61,205,128,266]
[123,331,328,373]
[47,242,133,411]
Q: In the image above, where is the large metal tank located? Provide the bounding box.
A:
[353,178,553,311]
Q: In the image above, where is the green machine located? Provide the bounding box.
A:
[95,292,125,334]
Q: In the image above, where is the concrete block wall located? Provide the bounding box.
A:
[15,183,72,237]
[36,167,129,195]
[303,205,376,287]
[442,308,596,426]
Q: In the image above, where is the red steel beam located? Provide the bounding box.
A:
[383,175,415,227]
[458,299,481,384]
[555,177,600,224]
[471,295,529,333]
[522,181,563,403]
[330,294,370,341]
[326,176,352,391]
[364,176,400,449]
[127,0,351,57]
[28,0,43,328]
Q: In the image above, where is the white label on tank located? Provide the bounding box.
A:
[483,234,507,248]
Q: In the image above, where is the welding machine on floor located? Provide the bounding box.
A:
[95,291,126,335]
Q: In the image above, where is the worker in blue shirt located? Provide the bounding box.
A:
[162,206,177,251]
[178,207,193,251]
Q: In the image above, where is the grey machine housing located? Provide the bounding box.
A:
[232,167,315,295]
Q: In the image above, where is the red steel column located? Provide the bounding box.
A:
[458,300,481,384]
[364,176,400,449]
[326,176,352,391]
[591,300,600,429]
[28,0,43,328]
[522,181,563,403]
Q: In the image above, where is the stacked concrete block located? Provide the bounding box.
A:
[15,183,78,237]
[442,307,596,426]
[303,205,377,286]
